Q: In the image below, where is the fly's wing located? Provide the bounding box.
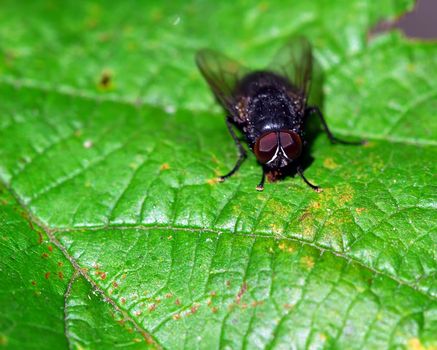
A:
[196,49,249,118]
[267,37,313,100]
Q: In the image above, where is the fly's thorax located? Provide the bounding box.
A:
[247,88,303,135]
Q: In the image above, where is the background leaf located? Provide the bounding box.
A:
[0,0,436,349]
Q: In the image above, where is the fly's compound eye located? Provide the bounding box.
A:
[254,132,278,164]
[279,131,302,160]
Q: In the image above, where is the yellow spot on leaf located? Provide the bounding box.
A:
[211,154,220,164]
[270,223,284,235]
[129,162,139,170]
[0,335,8,346]
[408,338,425,350]
[160,163,170,171]
[259,2,269,11]
[335,184,354,206]
[278,241,295,253]
[207,178,219,185]
[301,256,315,269]
[355,207,366,215]
[407,63,416,72]
[355,76,364,86]
[266,199,288,217]
[323,157,338,170]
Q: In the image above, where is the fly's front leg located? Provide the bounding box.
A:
[297,166,321,192]
[218,117,247,182]
[306,106,365,145]
[256,168,266,191]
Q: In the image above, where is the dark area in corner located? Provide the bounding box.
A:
[397,0,437,39]
[375,0,437,39]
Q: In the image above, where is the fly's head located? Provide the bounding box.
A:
[253,130,302,180]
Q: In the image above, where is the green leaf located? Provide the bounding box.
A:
[1,0,436,349]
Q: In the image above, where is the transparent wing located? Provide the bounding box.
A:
[267,37,313,99]
[195,49,249,115]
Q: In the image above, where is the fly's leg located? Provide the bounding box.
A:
[218,117,247,182]
[297,166,321,192]
[256,169,266,191]
[306,106,365,145]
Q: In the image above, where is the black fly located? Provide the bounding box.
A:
[196,37,363,191]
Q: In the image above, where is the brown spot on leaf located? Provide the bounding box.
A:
[98,70,113,90]
[299,211,311,222]
[36,231,43,244]
[58,272,64,280]
[121,297,126,304]
[44,272,51,279]
[251,300,264,308]
[211,306,218,313]
[41,253,49,259]
[190,304,200,315]
[172,313,181,320]
[165,293,173,299]
[175,298,181,306]
[211,154,219,164]
[236,282,248,304]
[148,304,156,312]
[339,191,353,205]
[47,245,53,252]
